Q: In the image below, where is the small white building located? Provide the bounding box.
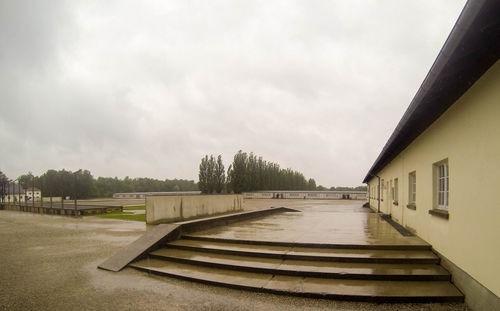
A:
[4,184,26,203]
[2,185,42,203]
[25,187,41,201]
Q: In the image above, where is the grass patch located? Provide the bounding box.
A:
[96,212,146,222]
[122,205,146,210]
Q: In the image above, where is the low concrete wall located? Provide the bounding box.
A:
[146,194,243,224]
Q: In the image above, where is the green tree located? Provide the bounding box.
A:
[228,150,248,193]
[37,169,197,198]
[198,155,210,194]
[207,155,216,194]
[226,150,313,192]
[0,170,8,201]
[0,171,8,183]
[317,185,327,191]
[308,178,317,191]
[215,155,225,193]
[17,172,34,190]
[73,169,94,199]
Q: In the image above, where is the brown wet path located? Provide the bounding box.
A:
[188,200,428,247]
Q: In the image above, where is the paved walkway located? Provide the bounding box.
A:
[192,200,428,247]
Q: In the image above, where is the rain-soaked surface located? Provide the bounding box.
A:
[0,201,464,310]
[191,199,428,246]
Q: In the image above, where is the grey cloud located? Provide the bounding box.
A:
[0,0,467,186]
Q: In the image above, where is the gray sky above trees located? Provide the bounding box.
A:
[0,0,466,187]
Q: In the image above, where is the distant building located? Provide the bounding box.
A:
[4,184,26,203]
[2,185,42,203]
[243,190,366,200]
[364,1,499,309]
[25,187,41,201]
[113,191,201,199]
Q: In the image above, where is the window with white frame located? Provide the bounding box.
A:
[436,161,449,209]
[433,159,450,210]
[408,171,416,204]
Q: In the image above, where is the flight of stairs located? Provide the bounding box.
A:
[130,235,464,302]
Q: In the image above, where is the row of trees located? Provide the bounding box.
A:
[1,169,198,199]
[198,151,318,194]
[1,164,366,199]
[197,151,368,194]
[198,155,226,194]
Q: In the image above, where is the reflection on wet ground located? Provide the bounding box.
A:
[192,200,428,246]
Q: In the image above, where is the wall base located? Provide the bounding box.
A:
[434,249,500,311]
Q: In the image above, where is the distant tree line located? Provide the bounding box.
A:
[1,165,366,200]
[2,169,198,199]
[198,151,318,194]
[196,152,368,194]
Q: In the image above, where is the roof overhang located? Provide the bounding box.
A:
[363,0,500,183]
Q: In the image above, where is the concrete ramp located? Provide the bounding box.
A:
[98,223,180,272]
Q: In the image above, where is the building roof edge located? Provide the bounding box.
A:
[363,0,500,183]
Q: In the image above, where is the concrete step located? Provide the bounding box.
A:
[166,239,440,264]
[182,234,432,250]
[150,248,451,281]
[130,258,464,303]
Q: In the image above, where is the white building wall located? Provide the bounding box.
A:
[367,61,500,297]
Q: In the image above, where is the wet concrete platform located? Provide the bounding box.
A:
[149,248,450,281]
[165,238,438,262]
[0,208,466,310]
[130,258,463,302]
[127,200,464,303]
[188,200,428,247]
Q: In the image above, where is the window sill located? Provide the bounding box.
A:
[406,203,416,210]
[428,209,449,220]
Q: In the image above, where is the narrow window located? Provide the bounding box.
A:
[408,171,416,204]
[394,178,399,203]
[437,163,449,209]
[381,179,384,201]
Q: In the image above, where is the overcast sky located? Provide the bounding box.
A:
[0,0,466,187]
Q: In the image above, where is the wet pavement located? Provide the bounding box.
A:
[0,202,465,310]
[194,199,428,247]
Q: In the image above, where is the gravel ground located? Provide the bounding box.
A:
[0,210,466,311]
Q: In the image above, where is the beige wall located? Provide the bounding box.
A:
[146,194,243,224]
[368,61,500,296]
